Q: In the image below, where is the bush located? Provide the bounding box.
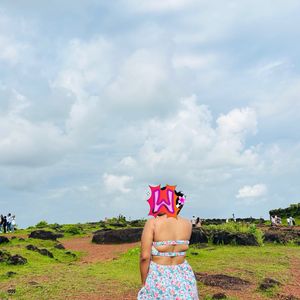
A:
[64,226,82,235]
[35,220,48,228]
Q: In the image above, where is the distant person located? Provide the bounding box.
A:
[290,216,296,226]
[7,213,12,232]
[137,185,199,299]
[232,213,236,222]
[271,215,276,227]
[0,215,3,233]
[195,217,202,228]
[191,216,196,228]
[3,216,7,233]
[277,216,282,225]
[11,215,16,232]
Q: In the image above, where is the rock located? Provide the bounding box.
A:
[26,244,39,251]
[195,272,251,290]
[212,231,258,246]
[0,236,9,244]
[259,278,281,290]
[263,232,289,244]
[6,271,17,277]
[54,243,65,250]
[190,229,209,244]
[234,233,259,246]
[38,249,54,258]
[28,230,63,240]
[93,228,113,234]
[8,255,27,265]
[212,293,227,299]
[7,288,16,294]
[92,228,143,244]
[65,251,76,257]
[26,244,54,258]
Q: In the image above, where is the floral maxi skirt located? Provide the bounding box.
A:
[137,260,199,300]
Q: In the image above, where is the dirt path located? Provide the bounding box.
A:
[61,236,140,263]
[280,255,300,298]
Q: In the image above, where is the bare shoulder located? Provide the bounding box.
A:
[144,217,155,228]
[178,216,192,227]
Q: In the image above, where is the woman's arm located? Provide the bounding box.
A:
[139,218,154,285]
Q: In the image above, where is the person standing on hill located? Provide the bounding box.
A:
[7,213,12,232]
[0,215,3,233]
[137,185,199,299]
[195,217,202,228]
[3,216,7,233]
[191,216,196,228]
[11,215,16,232]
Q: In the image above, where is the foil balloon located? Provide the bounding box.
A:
[147,185,183,218]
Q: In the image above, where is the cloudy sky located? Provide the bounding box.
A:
[1,1,300,227]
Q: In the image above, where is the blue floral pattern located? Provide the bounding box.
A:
[137,260,199,299]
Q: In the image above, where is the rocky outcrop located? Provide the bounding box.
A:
[263,227,300,244]
[259,277,281,290]
[26,244,54,258]
[0,250,27,265]
[29,230,63,240]
[92,228,143,244]
[212,231,259,246]
[0,236,9,244]
[190,229,209,244]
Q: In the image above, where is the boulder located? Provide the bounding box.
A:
[92,228,143,244]
[0,236,9,244]
[26,244,39,251]
[259,278,281,290]
[54,243,65,250]
[29,230,63,240]
[26,244,54,258]
[6,271,17,277]
[190,229,209,244]
[8,254,27,265]
[38,249,54,258]
[212,231,258,246]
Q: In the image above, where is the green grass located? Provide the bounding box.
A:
[0,237,299,299]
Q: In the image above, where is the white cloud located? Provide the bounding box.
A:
[236,184,267,199]
[110,95,260,188]
[0,88,71,167]
[103,173,133,193]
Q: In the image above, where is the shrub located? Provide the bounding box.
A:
[35,220,48,228]
[64,226,82,235]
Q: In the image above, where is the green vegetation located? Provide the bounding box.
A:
[203,222,264,246]
[269,203,300,219]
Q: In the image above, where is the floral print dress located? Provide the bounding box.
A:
[137,240,199,300]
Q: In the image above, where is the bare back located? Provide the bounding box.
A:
[152,215,192,265]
